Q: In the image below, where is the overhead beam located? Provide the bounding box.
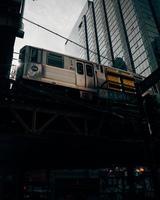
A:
[137,67,160,95]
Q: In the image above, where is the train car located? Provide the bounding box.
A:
[16,45,143,103]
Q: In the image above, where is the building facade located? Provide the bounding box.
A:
[65,0,160,78]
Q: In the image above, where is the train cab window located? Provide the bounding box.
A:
[19,48,26,63]
[77,62,84,74]
[86,64,93,77]
[31,48,38,63]
[47,52,64,68]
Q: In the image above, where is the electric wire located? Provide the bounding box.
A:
[22,17,113,62]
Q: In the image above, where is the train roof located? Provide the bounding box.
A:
[20,45,92,64]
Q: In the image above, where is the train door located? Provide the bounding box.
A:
[76,61,85,87]
[95,65,106,88]
[85,63,95,88]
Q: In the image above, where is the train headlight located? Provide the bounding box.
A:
[31,65,39,72]
[27,64,42,80]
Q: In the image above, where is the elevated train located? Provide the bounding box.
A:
[16,45,142,103]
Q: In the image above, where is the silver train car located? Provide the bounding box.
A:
[16,45,142,102]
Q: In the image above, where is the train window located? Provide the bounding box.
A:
[77,62,84,74]
[100,65,103,73]
[31,48,38,63]
[86,64,93,77]
[19,49,25,62]
[96,65,99,70]
[47,52,64,68]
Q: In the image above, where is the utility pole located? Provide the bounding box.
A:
[0,1,26,199]
[0,0,25,89]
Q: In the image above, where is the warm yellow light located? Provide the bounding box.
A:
[136,167,145,173]
[139,167,145,172]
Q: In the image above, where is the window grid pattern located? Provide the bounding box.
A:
[136,0,159,41]
[66,0,159,78]
[93,0,111,65]
[105,0,124,60]
[86,3,98,63]
[79,19,88,60]
[132,0,159,73]
[120,0,151,77]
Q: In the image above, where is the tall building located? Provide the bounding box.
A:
[65,0,160,78]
